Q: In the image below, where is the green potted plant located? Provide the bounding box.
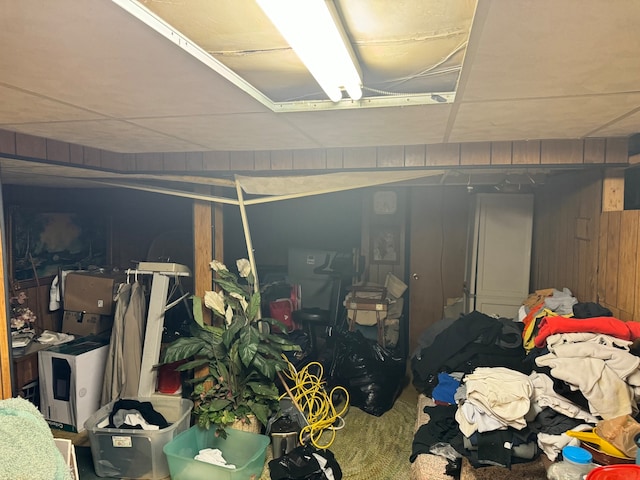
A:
[163,258,300,437]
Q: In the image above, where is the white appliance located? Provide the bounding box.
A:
[463,193,534,319]
[39,336,109,432]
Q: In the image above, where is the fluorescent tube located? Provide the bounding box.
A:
[256,0,362,102]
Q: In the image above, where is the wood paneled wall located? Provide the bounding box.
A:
[0,129,628,172]
[598,210,640,321]
[531,169,603,303]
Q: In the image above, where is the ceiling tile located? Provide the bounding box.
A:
[3,120,206,153]
[462,0,640,101]
[287,104,452,147]
[131,113,319,150]
[0,85,108,124]
[450,93,640,142]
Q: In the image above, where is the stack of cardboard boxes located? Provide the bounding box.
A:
[39,272,122,432]
[61,272,120,337]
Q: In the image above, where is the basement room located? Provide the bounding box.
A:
[1,1,640,480]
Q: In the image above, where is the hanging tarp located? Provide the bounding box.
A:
[235,170,444,202]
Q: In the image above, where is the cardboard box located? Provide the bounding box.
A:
[38,336,109,432]
[63,272,120,315]
[62,310,113,336]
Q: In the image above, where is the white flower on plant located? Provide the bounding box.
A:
[236,258,251,278]
[204,290,226,316]
[209,260,228,272]
[229,292,248,312]
[225,305,233,326]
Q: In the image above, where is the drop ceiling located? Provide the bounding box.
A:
[0,0,639,156]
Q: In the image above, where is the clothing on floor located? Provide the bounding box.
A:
[107,399,169,429]
[195,448,236,469]
[432,373,460,405]
[534,316,640,349]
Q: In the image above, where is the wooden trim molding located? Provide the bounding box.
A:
[0,128,630,174]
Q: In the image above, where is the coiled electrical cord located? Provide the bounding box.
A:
[279,359,349,450]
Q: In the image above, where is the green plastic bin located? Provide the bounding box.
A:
[163,425,270,480]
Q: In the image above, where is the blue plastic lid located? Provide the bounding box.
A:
[562,445,592,464]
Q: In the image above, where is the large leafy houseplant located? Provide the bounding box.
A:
[163,258,300,437]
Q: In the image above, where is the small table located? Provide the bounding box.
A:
[12,341,49,400]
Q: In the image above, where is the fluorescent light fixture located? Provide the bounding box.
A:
[256,0,362,102]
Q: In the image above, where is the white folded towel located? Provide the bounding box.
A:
[194,448,236,469]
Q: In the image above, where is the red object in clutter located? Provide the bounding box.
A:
[269,298,296,333]
[157,359,186,394]
[586,464,640,480]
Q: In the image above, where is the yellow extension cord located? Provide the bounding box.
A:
[279,359,349,450]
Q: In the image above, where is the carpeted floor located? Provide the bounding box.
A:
[260,398,416,480]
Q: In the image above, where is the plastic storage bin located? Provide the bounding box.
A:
[84,395,193,479]
[163,425,270,480]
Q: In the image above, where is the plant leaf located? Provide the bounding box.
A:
[249,402,270,426]
[214,277,246,296]
[163,337,206,363]
[247,381,279,397]
[206,398,232,411]
[251,352,276,379]
[246,291,261,322]
[175,357,209,371]
[191,295,204,327]
[239,326,259,367]
[222,316,244,348]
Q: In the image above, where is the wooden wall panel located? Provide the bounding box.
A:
[83,147,102,167]
[162,152,185,171]
[185,152,203,171]
[541,139,583,165]
[404,145,426,167]
[531,169,602,303]
[617,212,638,319]
[229,151,255,171]
[69,144,84,165]
[0,129,629,174]
[46,139,70,163]
[604,211,621,310]
[293,149,325,170]
[0,130,16,155]
[490,142,512,165]
[326,148,344,169]
[377,146,405,168]
[15,133,46,159]
[512,140,540,165]
[460,142,490,166]
[136,152,163,171]
[606,138,629,164]
[193,186,213,325]
[254,151,271,170]
[203,151,230,171]
[598,210,640,321]
[426,143,460,166]
[270,150,293,170]
[344,147,376,169]
[584,138,606,164]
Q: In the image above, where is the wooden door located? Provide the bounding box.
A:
[408,187,469,355]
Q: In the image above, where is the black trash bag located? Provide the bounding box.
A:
[329,330,406,416]
[269,444,342,480]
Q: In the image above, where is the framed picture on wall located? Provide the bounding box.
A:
[370,225,400,265]
[9,207,109,284]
